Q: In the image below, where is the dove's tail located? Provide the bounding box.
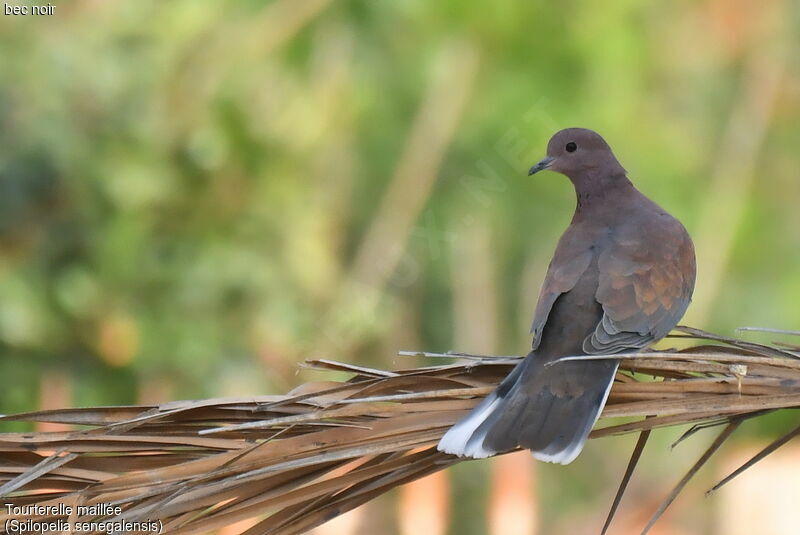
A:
[437,351,618,464]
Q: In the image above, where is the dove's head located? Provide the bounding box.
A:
[528,128,626,182]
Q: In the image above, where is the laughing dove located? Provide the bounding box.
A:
[438,128,696,464]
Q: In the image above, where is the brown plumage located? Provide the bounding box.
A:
[438,128,696,463]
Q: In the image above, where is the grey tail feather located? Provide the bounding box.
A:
[525,361,618,465]
[437,357,618,464]
[437,359,528,459]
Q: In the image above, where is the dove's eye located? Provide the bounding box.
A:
[565,142,577,153]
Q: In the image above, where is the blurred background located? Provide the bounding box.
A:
[1,0,799,534]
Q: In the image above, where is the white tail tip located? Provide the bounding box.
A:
[437,394,501,458]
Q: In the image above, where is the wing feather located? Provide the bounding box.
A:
[585,216,695,354]
[530,248,593,350]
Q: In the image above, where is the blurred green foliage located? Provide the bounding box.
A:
[0,0,798,406]
[0,0,798,530]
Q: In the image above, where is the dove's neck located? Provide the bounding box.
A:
[570,170,635,216]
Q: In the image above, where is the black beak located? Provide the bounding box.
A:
[528,156,555,176]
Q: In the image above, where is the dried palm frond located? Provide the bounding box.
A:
[1,326,799,535]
